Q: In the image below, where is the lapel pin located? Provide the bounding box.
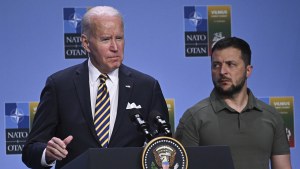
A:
[125,85,131,88]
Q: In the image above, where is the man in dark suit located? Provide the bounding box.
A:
[22,6,169,169]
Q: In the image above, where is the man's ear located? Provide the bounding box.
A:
[81,34,90,52]
[246,65,253,78]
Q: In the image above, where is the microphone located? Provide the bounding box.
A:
[129,109,153,141]
[152,111,172,137]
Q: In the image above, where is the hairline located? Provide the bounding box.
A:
[211,37,251,66]
[81,6,124,37]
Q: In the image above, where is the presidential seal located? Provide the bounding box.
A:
[142,136,188,169]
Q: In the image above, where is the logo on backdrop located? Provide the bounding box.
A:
[5,102,38,154]
[63,8,88,59]
[184,6,231,57]
[166,99,175,134]
[142,137,188,169]
[260,96,295,147]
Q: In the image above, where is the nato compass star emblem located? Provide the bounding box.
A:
[68,12,82,29]
[10,108,24,124]
[189,11,202,26]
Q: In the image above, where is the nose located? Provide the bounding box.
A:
[110,39,118,51]
[220,65,228,75]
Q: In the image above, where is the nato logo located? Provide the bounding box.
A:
[63,8,88,59]
[5,103,29,154]
[64,8,86,33]
[184,6,207,32]
[184,6,208,57]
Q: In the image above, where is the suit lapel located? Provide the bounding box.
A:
[73,60,101,146]
[110,65,134,140]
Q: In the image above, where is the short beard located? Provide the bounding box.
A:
[213,75,247,98]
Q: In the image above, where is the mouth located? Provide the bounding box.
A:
[107,56,121,61]
[108,55,119,58]
[107,56,122,64]
[218,78,230,82]
[218,78,231,85]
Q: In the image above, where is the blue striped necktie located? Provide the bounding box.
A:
[94,74,110,148]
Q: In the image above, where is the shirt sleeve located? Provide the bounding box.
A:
[271,113,291,155]
[41,148,56,167]
[175,109,200,147]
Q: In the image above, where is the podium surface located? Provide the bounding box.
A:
[62,146,234,169]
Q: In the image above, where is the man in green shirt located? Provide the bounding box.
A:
[175,37,292,169]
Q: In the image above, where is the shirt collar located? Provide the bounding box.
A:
[88,58,119,84]
[210,88,263,113]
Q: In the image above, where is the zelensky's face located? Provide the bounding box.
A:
[211,47,252,97]
[83,15,124,73]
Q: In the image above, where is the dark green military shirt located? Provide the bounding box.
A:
[175,89,290,169]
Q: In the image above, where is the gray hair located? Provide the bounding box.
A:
[81,6,123,36]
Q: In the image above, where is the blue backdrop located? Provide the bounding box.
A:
[1,0,299,168]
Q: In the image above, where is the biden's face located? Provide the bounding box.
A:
[82,15,124,73]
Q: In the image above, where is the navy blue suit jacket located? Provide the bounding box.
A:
[22,60,169,169]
